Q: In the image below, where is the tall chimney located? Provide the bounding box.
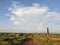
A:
[47,27,49,35]
[46,27,50,43]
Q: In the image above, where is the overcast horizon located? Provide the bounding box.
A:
[0,0,60,33]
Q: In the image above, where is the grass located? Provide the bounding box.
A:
[0,33,60,45]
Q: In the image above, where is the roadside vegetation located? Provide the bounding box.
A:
[0,33,60,45]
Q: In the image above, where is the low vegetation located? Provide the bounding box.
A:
[0,33,60,45]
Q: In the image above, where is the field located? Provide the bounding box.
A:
[0,33,60,45]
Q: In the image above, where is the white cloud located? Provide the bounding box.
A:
[8,2,48,25]
[7,2,60,33]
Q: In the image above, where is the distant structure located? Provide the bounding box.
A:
[46,27,50,39]
[47,27,49,35]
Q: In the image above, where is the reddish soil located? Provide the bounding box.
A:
[21,38,40,45]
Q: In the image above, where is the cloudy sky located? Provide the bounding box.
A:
[0,0,60,33]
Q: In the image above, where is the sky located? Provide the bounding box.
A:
[0,0,60,33]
